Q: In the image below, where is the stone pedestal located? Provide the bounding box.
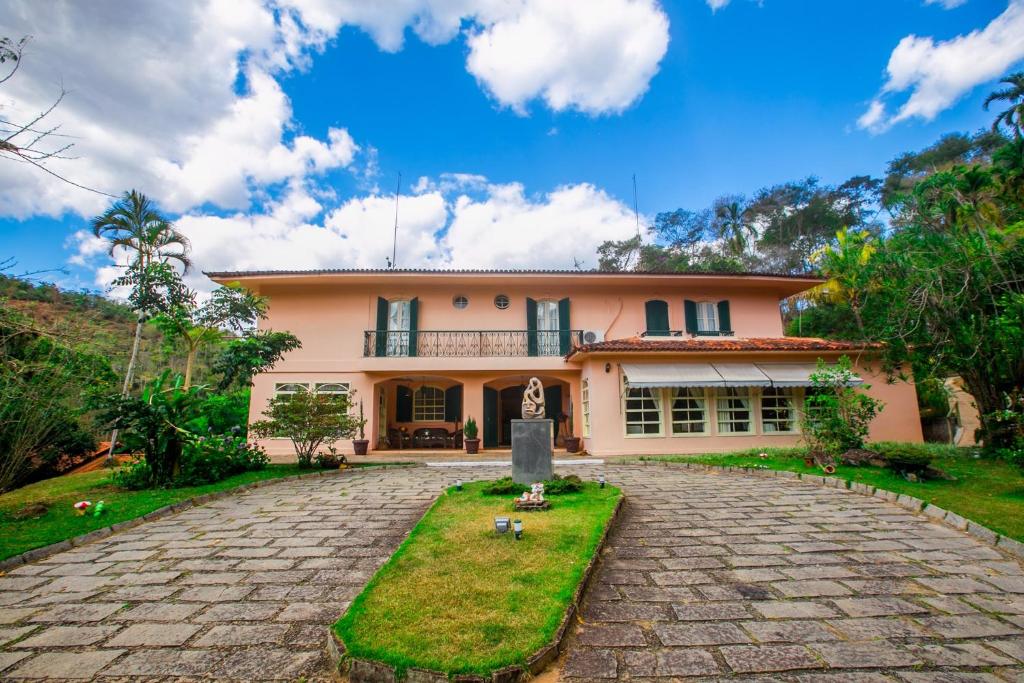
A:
[512,419,553,485]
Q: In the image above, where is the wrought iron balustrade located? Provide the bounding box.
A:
[363,329,583,358]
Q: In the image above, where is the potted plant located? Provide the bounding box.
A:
[564,406,581,454]
[352,399,369,456]
[464,416,480,454]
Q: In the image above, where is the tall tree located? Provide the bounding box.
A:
[712,196,754,257]
[807,228,876,338]
[985,71,1024,139]
[92,190,191,460]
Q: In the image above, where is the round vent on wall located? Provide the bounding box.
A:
[453,295,469,309]
[494,294,509,310]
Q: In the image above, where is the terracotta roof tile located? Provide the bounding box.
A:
[567,336,879,358]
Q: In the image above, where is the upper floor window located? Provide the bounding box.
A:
[536,300,560,356]
[413,386,445,421]
[696,302,718,333]
[645,300,670,336]
[388,299,411,356]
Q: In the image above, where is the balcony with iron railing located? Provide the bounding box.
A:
[363,329,584,358]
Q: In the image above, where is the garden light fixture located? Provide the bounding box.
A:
[455,479,463,491]
[494,517,510,534]
[513,519,523,540]
[599,474,606,489]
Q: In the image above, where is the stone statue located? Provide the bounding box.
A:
[521,377,545,419]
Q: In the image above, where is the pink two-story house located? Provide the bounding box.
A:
[206,269,923,460]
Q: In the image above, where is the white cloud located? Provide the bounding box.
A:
[464,0,670,114]
[705,0,732,10]
[443,182,640,268]
[924,0,967,8]
[860,0,1024,132]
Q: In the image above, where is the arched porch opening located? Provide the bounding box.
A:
[373,375,465,450]
[482,375,572,448]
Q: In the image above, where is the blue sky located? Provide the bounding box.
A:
[0,0,1018,291]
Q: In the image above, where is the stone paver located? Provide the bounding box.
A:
[561,464,1024,681]
[4,463,1024,681]
[0,466,465,681]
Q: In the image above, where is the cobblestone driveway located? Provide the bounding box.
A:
[564,464,1024,681]
[0,466,473,681]
[3,464,1024,681]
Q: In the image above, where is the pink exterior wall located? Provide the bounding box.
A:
[577,353,923,457]
[219,273,922,461]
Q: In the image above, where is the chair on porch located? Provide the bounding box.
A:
[447,429,463,449]
[387,427,411,450]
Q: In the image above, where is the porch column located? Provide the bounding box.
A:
[462,376,485,441]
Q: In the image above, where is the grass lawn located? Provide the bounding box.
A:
[640,444,1024,542]
[0,463,385,561]
[334,480,621,677]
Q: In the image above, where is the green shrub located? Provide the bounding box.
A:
[175,432,269,486]
[111,459,155,490]
[802,356,884,456]
[876,443,934,475]
[314,446,346,469]
[481,474,585,496]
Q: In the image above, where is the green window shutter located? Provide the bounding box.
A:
[684,299,698,334]
[483,387,499,447]
[396,385,413,422]
[645,300,670,336]
[375,297,388,357]
[558,297,571,355]
[717,300,732,334]
[444,385,462,423]
[408,297,419,357]
[526,297,538,357]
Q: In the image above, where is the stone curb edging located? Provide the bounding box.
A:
[326,493,627,683]
[641,460,1024,561]
[0,463,422,573]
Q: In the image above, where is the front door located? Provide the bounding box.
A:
[483,387,499,448]
[499,386,523,446]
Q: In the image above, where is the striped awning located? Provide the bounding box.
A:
[622,362,862,389]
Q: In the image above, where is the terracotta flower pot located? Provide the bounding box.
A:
[565,436,581,454]
[352,439,369,456]
[465,438,480,455]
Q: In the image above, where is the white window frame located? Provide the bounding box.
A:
[387,299,411,357]
[412,385,445,422]
[670,387,709,436]
[274,382,310,400]
[623,378,664,438]
[314,382,350,397]
[536,299,560,356]
[696,302,718,333]
[716,387,754,435]
[581,379,591,438]
[761,387,799,434]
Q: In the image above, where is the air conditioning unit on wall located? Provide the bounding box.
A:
[582,329,605,344]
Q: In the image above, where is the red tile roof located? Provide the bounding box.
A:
[567,336,880,358]
[206,268,822,280]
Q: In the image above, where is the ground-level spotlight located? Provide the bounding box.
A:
[494,517,510,534]
[455,479,463,491]
[513,519,523,540]
[599,474,606,489]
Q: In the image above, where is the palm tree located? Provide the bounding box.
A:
[808,228,875,338]
[713,197,755,257]
[985,72,1024,139]
[91,190,191,461]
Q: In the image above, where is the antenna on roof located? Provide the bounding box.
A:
[632,173,641,243]
[388,172,401,270]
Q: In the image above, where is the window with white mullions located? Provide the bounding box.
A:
[761,387,798,433]
[274,383,309,401]
[315,383,350,401]
[536,300,559,356]
[412,386,445,421]
[671,387,707,435]
[624,383,663,436]
[716,387,753,434]
[696,302,718,333]
[581,379,591,438]
[387,300,411,356]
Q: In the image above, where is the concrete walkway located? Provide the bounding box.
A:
[1,464,1024,681]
